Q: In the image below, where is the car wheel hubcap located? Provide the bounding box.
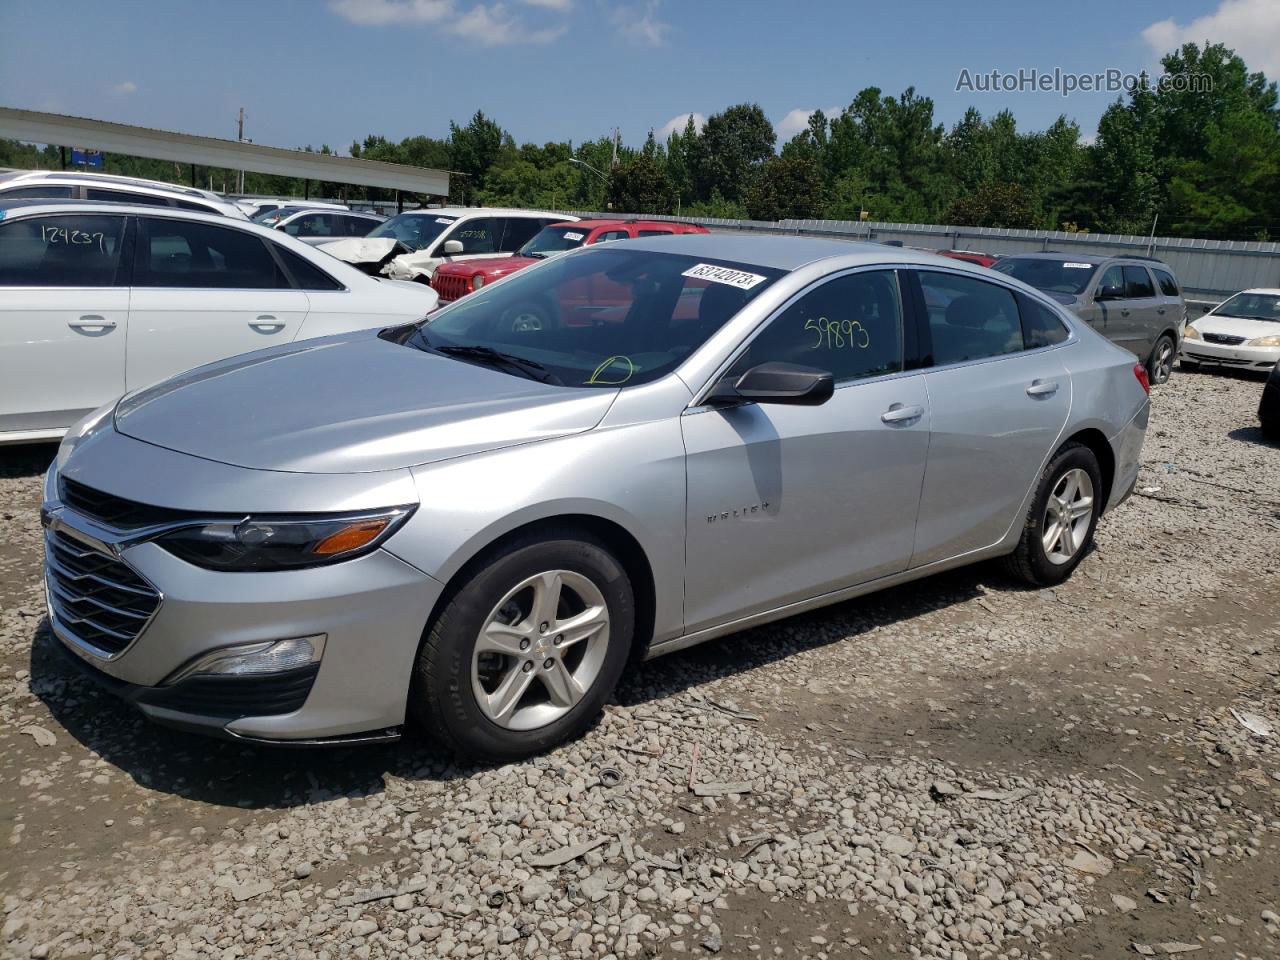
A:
[471,570,609,731]
[1042,468,1094,565]
[1155,342,1173,383]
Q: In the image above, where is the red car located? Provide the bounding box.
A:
[430,218,709,303]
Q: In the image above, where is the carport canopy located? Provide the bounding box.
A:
[0,107,450,196]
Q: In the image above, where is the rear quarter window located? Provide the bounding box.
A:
[1017,293,1070,348]
[1153,269,1180,298]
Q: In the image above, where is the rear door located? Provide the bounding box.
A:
[126,216,308,390]
[909,269,1072,567]
[1119,264,1162,358]
[282,212,341,246]
[0,212,130,434]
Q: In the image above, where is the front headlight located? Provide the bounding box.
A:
[1247,335,1280,347]
[1183,325,1202,340]
[471,274,486,290]
[157,507,415,571]
[56,401,116,472]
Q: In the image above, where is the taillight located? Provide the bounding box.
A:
[1133,363,1151,395]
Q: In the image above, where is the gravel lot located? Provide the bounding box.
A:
[2,367,1279,960]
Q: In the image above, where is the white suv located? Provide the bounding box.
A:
[0,170,247,219]
[0,200,439,444]
[321,207,577,282]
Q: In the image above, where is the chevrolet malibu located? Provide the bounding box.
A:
[43,236,1150,761]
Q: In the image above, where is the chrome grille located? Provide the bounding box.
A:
[44,529,160,657]
[1203,332,1246,346]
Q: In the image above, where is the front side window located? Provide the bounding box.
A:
[403,248,783,388]
[285,213,337,238]
[84,187,171,207]
[593,230,630,243]
[919,270,1023,365]
[135,218,288,289]
[446,217,499,255]
[1153,269,1179,297]
[1097,265,1125,298]
[367,212,456,251]
[0,214,127,286]
[1123,265,1155,298]
[991,257,1097,295]
[342,216,376,237]
[725,270,904,384]
[638,229,673,238]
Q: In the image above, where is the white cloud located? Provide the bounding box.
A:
[774,106,839,142]
[1141,0,1280,76]
[657,112,705,139]
[330,0,566,44]
[111,80,138,96]
[612,0,670,46]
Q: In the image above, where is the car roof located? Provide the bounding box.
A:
[0,197,296,230]
[562,218,702,230]
[0,168,223,201]
[616,232,990,272]
[1231,288,1280,296]
[390,206,576,219]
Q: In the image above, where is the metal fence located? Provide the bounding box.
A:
[566,211,1280,308]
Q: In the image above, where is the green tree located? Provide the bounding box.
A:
[746,148,825,221]
[609,152,676,214]
[694,103,775,203]
[944,183,1036,228]
[448,111,508,204]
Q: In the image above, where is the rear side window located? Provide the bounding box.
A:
[135,217,289,289]
[285,213,338,238]
[1018,293,1069,348]
[275,245,343,291]
[0,214,127,286]
[498,217,543,252]
[1123,265,1155,298]
[0,185,76,199]
[1153,269,1179,297]
[918,271,1023,365]
[638,229,672,237]
[85,187,172,207]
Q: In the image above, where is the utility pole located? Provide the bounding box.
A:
[236,107,246,195]
[610,128,619,170]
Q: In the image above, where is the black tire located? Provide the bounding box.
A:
[1147,334,1176,385]
[411,532,634,762]
[1003,442,1103,587]
[1179,358,1201,372]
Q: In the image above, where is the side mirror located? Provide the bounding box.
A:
[441,239,465,255]
[711,361,834,407]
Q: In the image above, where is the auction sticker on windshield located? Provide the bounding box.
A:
[564,231,584,241]
[1064,262,1093,269]
[683,263,768,290]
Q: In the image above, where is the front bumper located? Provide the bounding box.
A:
[1180,339,1279,371]
[42,489,443,743]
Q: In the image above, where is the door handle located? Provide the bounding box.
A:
[1026,379,1059,397]
[881,403,925,424]
[68,316,117,332]
[1120,308,1131,317]
[1157,307,1166,315]
[249,315,286,333]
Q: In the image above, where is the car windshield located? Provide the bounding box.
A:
[519,225,591,259]
[992,258,1098,295]
[401,247,783,388]
[1212,292,1280,322]
[368,213,457,251]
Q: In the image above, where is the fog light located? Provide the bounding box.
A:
[164,635,326,684]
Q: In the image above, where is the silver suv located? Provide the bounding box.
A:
[993,253,1186,384]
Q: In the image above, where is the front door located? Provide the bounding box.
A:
[0,212,130,434]
[126,216,308,391]
[682,269,930,634]
[910,269,1072,567]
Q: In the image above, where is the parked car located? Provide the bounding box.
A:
[321,207,578,282]
[0,170,247,219]
[1259,361,1280,441]
[43,236,1149,759]
[1180,288,1280,373]
[430,219,709,303]
[235,197,349,218]
[255,207,385,246]
[992,253,1185,384]
[936,249,1000,268]
[0,199,438,444]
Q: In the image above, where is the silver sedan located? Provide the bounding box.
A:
[43,236,1150,760]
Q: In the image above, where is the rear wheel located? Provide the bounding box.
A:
[1147,334,1176,385]
[411,534,634,762]
[1004,442,1102,587]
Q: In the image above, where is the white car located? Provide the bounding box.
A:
[0,200,439,444]
[321,207,577,282]
[1181,288,1280,373]
[235,197,350,218]
[0,170,247,219]
[256,207,385,245]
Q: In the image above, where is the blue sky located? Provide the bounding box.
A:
[3,0,1277,154]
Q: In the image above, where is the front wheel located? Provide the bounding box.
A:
[411,534,634,762]
[1004,442,1103,587]
[1147,334,1176,385]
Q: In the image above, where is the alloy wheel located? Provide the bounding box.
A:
[471,569,610,731]
[1042,468,1094,565]
[1153,340,1174,384]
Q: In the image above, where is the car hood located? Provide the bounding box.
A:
[437,256,538,280]
[319,236,402,267]
[112,331,617,474]
[1195,314,1280,339]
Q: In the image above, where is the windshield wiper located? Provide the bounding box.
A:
[435,344,563,385]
